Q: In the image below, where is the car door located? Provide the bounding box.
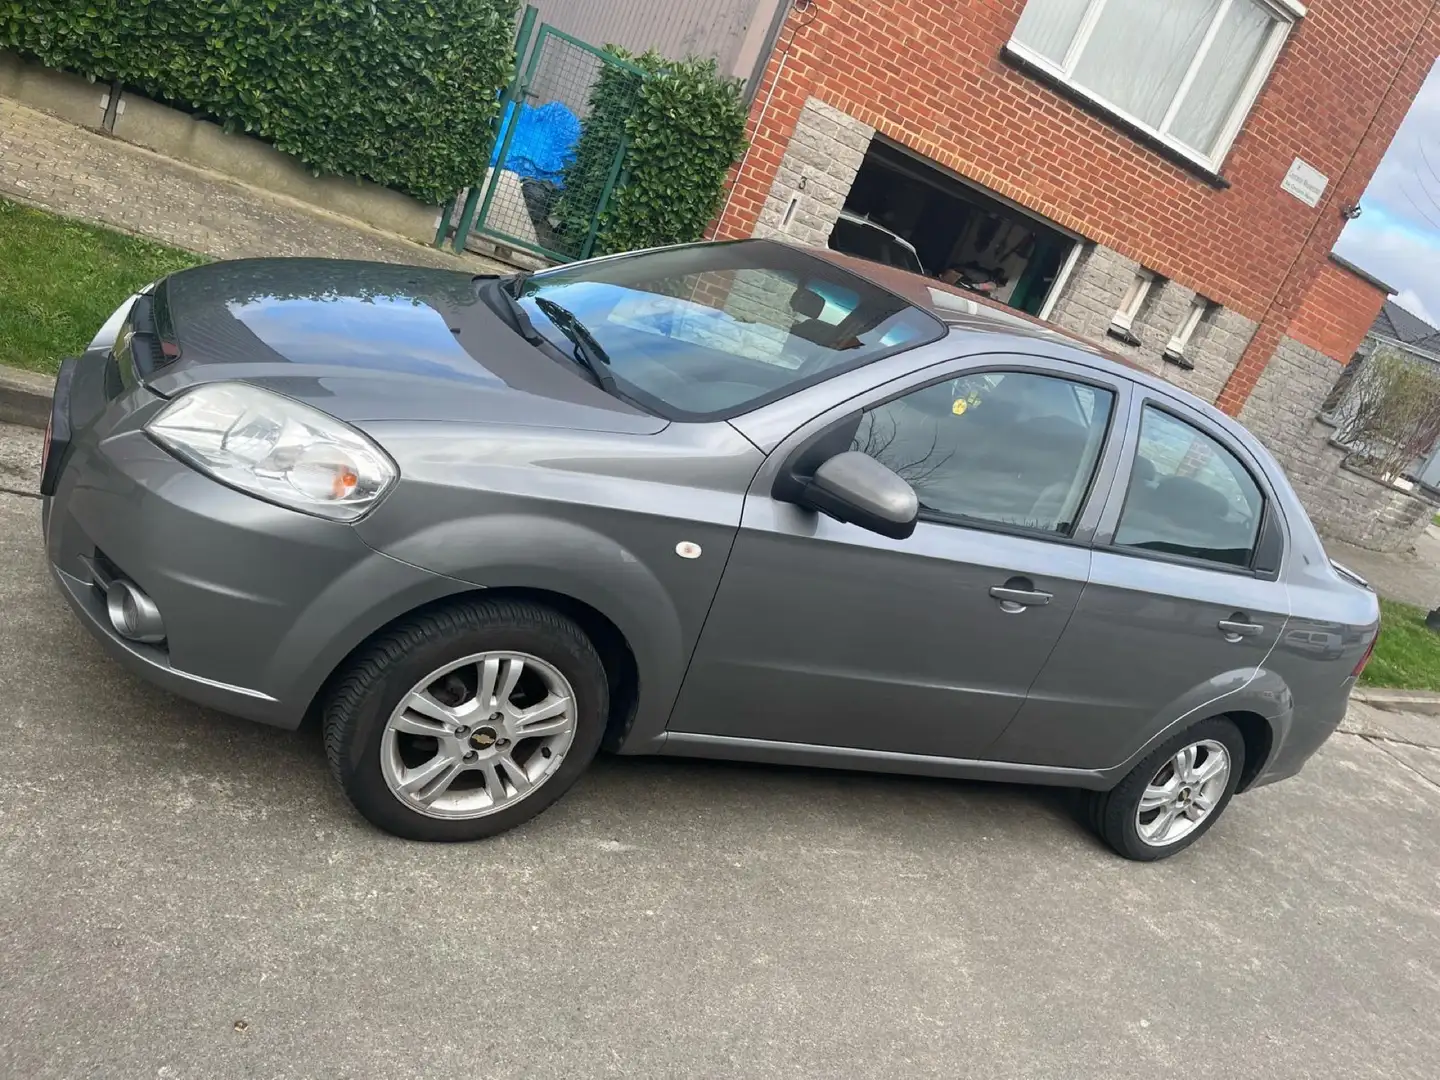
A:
[666,356,1130,761]
[986,391,1290,771]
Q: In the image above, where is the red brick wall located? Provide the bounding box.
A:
[716,0,1439,393]
[1288,260,1391,362]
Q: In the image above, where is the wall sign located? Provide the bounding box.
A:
[1282,158,1329,208]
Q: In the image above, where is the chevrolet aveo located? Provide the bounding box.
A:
[41,240,1379,860]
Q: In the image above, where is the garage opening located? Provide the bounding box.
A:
[836,139,1078,318]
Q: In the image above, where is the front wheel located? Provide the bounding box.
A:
[1090,717,1246,861]
[323,598,609,841]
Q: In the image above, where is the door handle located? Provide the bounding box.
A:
[1218,618,1264,642]
[990,578,1054,612]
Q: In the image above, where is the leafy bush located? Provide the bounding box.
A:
[558,49,747,257]
[1334,346,1440,482]
[0,1,517,204]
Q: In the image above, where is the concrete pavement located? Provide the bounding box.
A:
[2,422,1439,1079]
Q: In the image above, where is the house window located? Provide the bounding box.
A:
[1009,0,1301,170]
[1164,296,1214,367]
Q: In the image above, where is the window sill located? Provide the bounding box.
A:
[1001,47,1231,191]
[1107,325,1142,348]
[1162,348,1195,371]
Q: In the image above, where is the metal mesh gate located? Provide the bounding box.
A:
[443,15,646,263]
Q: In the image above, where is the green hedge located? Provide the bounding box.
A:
[0,1,517,204]
[558,49,747,257]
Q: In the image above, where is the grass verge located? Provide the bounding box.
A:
[1363,598,1440,692]
[0,198,204,375]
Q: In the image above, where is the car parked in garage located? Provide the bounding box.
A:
[41,239,1379,860]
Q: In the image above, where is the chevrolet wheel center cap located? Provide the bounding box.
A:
[471,727,498,749]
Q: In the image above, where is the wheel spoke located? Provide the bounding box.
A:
[1192,791,1216,814]
[1173,745,1198,783]
[497,658,525,707]
[477,657,501,711]
[392,710,451,737]
[514,717,569,740]
[404,690,460,728]
[514,693,572,729]
[1139,783,1176,813]
[481,761,515,805]
[399,752,462,798]
[1193,751,1228,784]
[1149,804,1181,841]
[498,752,534,792]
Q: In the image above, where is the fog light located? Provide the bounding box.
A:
[105,579,166,644]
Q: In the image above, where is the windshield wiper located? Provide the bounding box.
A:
[476,274,543,345]
[532,296,619,395]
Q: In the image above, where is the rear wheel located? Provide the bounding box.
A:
[324,598,608,841]
[1090,717,1245,861]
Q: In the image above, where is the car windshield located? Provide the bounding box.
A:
[513,240,944,420]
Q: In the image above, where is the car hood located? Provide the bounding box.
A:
[143,258,667,434]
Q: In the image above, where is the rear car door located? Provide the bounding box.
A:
[667,356,1130,760]
[986,391,1290,770]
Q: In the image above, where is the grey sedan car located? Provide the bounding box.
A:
[41,239,1379,860]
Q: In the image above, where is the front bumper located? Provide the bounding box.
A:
[43,354,468,728]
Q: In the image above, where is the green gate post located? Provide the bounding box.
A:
[433,193,457,248]
[452,4,541,253]
[580,134,630,260]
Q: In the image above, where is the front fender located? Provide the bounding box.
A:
[357,508,733,752]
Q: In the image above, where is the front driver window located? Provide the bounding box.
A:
[1113,407,1263,567]
[852,370,1115,535]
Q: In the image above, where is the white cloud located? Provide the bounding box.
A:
[1335,211,1440,322]
[1394,288,1437,327]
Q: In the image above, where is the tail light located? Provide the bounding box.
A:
[1352,633,1378,679]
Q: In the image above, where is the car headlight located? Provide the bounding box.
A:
[146,383,397,520]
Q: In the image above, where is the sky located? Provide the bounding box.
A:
[1334,62,1440,328]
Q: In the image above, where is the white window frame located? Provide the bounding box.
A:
[1111,270,1155,334]
[1006,0,1304,172]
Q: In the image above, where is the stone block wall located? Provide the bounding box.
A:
[751,97,874,248]
[1241,336,1436,553]
[1046,242,1257,407]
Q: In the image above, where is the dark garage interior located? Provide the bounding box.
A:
[840,139,1077,317]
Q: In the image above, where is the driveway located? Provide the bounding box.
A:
[1,423,1438,1079]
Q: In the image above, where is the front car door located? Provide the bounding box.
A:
[986,391,1290,771]
[665,355,1130,762]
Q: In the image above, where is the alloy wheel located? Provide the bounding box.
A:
[380,651,577,819]
[1134,739,1231,848]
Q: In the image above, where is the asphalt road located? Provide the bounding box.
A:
[2,422,1439,1079]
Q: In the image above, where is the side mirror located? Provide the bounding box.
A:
[801,451,919,539]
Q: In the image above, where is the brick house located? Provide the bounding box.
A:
[710,0,1440,551]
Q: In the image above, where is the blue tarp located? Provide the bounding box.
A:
[491,101,582,185]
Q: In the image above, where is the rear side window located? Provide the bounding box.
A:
[852,370,1115,535]
[1114,407,1263,567]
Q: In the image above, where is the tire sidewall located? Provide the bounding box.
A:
[332,609,608,841]
[1103,717,1247,861]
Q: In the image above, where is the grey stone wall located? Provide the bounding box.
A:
[1241,336,1435,553]
[1046,242,1256,406]
[753,97,874,247]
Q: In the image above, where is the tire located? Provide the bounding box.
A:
[1089,716,1246,862]
[324,598,609,841]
